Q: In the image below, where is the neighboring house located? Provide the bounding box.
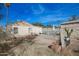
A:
[42,28,53,35]
[52,25,56,31]
[60,20,79,47]
[6,21,42,37]
[42,26,56,35]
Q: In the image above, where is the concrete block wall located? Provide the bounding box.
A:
[60,24,79,48]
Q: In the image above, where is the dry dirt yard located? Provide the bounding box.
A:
[8,34,60,56]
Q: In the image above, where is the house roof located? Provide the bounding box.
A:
[14,21,33,26]
[61,20,79,25]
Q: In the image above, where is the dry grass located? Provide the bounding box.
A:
[0,32,37,56]
[48,39,76,56]
[7,35,61,56]
[66,39,79,56]
[1,32,79,56]
[8,41,59,56]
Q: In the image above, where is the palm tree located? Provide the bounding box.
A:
[4,3,11,26]
[4,3,11,32]
[0,4,4,32]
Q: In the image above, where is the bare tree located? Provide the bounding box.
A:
[69,15,79,21]
[32,22,45,27]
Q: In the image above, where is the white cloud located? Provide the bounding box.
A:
[31,4,45,15]
[30,4,69,25]
[37,14,68,24]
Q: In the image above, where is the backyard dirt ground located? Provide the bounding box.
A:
[8,34,60,56]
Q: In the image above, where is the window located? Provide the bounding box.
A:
[28,28,32,30]
[28,27,32,33]
[14,27,18,34]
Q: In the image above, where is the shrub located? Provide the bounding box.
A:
[65,28,73,38]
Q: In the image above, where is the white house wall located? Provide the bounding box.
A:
[12,25,42,37]
[31,26,42,35]
[12,26,29,37]
[18,26,30,36]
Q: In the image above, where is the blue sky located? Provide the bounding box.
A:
[1,3,79,26]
